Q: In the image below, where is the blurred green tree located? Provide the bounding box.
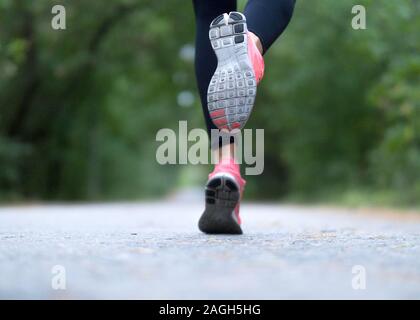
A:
[0,0,418,205]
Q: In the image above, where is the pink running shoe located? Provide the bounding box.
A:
[207,11,264,131]
[198,159,246,234]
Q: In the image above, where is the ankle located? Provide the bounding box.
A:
[248,32,263,55]
[216,157,240,172]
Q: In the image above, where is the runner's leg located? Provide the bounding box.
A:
[245,0,296,54]
[192,0,237,135]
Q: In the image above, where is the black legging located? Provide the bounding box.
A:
[193,0,296,137]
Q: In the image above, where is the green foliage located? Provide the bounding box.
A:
[0,0,194,200]
[247,0,420,203]
[0,0,419,204]
[369,54,420,203]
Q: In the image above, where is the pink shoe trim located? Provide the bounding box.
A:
[208,158,246,224]
[247,33,265,83]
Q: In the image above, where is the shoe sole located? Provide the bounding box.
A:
[198,173,243,235]
[207,11,257,131]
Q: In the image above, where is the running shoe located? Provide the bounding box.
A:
[207,11,264,131]
[198,161,246,235]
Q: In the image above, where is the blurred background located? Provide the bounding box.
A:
[0,0,419,206]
